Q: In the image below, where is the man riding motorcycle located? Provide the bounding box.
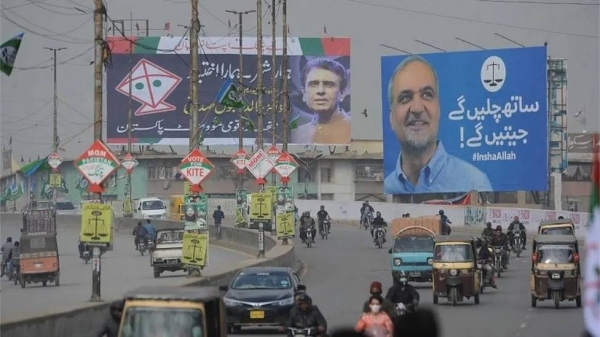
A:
[299,211,317,244]
[507,216,527,250]
[476,238,497,289]
[143,219,157,241]
[360,201,374,226]
[439,210,452,235]
[317,206,331,235]
[280,294,327,336]
[1,237,14,277]
[132,221,149,251]
[490,225,509,268]
[362,281,395,318]
[385,272,420,313]
[481,222,495,239]
[370,212,388,244]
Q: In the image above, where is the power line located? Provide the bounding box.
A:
[13,46,94,71]
[467,0,598,5]
[27,0,90,16]
[0,13,92,44]
[345,0,600,39]
[1,5,92,40]
[2,100,52,125]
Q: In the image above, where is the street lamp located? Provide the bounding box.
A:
[291,153,323,200]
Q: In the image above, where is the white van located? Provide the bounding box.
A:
[134,197,167,220]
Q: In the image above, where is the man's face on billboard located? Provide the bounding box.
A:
[389,60,440,152]
[302,67,345,115]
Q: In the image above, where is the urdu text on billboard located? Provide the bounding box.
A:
[381,46,548,194]
[106,36,351,146]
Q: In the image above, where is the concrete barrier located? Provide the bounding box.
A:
[0,213,296,337]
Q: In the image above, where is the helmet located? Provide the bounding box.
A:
[297,294,312,306]
[398,271,408,286]
[303,211,310,217]
[486,222,492,228]
[370,281,383,293]
[376,211,381,217]
[6,237,12,242]
[438,210,444,215]
[217,205,221,210]
[496,225,502,231]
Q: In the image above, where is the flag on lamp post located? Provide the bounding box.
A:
[0,32,24,76]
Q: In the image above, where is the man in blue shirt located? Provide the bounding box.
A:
[143,219,157,241]
[384,55,492,194]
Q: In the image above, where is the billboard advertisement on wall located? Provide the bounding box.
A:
[106,36,351,146]
[381,46,548,194]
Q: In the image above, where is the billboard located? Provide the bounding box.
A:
[381,46,548,194]
[568,133,600,153]
[106,36,351,146]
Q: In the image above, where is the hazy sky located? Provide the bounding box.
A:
[1,0,598,166]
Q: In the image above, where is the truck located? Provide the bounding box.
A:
[21,208,57,234]
[388,216,442,283]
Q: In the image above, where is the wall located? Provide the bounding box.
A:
[318,160,354,201]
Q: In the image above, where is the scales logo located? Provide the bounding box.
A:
[480,56,506,93]
[116,59,182,116]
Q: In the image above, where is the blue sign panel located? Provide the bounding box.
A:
[381,46,548,194]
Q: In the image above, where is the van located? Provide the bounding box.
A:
[134,197,167,220]
[169,195,185,221]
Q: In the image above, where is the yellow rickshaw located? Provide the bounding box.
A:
[169,195,185,221]
[119,286,227,337]
[530,235,581,309]
[432,235,481,306]
[538,219,575,236]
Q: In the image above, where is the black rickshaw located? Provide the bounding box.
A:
[530,235,581,309]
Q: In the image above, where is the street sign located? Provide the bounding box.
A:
[181,232,209,268]
[49,173,62,188]
[249,192,272,221]
[79,203,113,245]
[230,148,249,174]
[121,153,138,173]
[276,213,295,239]
[246,149,275,184]
[274,152,298,183]
[47,152,62,170]
[178,149,214,192]
[267,144,281,163]
[74,140,121,193]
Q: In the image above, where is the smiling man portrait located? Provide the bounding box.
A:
[383,55,492,194]
[291,58,351,144]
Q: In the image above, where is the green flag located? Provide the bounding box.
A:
[288,113,300,130]
[0,33,24,76]
[216,78,245,108]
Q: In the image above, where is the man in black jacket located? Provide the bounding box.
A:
[280,294,327,335]
[507,216,527,250]
[385,274,420,311]
[317,205,331,234]
[476,238,497,288]
[96,300,123,337]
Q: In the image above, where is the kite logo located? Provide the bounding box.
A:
[116,59,182,116]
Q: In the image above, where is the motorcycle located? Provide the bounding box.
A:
[82,249,91,264]
[12,260,20,285]
[287,327,318,337]
[374,226,386,249]
[478,259,494,293]
[492,246,504,278]
[147,239,155,252]
[362,211,373,230]
[513,230,523,257]
[138,241,147,256]
[394,302,415,316]
[302,226,315,248]
[320,220,330,240]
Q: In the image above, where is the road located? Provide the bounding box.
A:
[230,225,585,337]
[0,226,250,323]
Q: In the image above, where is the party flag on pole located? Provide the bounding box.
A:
[0,33,25,76]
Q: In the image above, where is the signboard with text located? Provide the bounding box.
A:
[381,46,548,194]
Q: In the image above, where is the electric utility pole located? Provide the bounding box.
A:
[44,47,67,153]
[281,0,289,152]
[270,0,277,185]
[189,0,200,150]
[226,9,256,189]
[93,0,103,140]
[256,0,264,150]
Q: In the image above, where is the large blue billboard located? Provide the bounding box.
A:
[381,46,548,194]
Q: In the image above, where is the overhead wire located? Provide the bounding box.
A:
[13,46,94,71]
[0,12,92,45]
[1,5,92,41]
[2,100,52,125]
[467,0,598,5]
[27,0,90,16]
[344,0,600,39]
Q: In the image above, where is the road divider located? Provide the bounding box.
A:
[0,213,296,337]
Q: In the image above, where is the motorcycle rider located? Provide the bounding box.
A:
[280,294,327,336]
[360,201,374,226]
[439,210,452,235]
[96,300,123,337]
[363,281,395,318]
[507,216,527,250]
[132,221,149,251]
[299,211,317,244]
[370,211,388,244]
[385,272,420,312]
[143,219,157,242]
[476,238,497,289]
[317,205,331,235]
[481,222,495,239]
[1,237,14,277]
[490,225,509,268]
[6,241,20,278]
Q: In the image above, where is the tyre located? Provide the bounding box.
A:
[20,275,25,288]
[474,292,480,304]
[433,294,438,304]
[576,295,582,308]
[42,281,47,287]
[554,291,560,309]
[55,274,60,286]
[451,287,458,306]
[154,269,161,278]
[531,295,537,307]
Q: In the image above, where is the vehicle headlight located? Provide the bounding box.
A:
[393,258,402,266]
[278,297,294,306]
[223,297,241,307]
[427,258,433,265]
[449,269,458,276]
[552,273,561,280]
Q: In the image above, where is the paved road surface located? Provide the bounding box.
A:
[230,225,584,337]
[0,226,250,323]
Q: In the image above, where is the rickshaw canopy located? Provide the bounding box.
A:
[19,234,58,253]
[123,286,221,303]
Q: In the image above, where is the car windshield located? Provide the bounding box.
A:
[393,236,434,253]
[56,202,75,210]
[538,245,574,264]
[142,200,165,210]
[541,227,573,235]
[157,230,184,243]
[121,307,203,337]
[231,271,293,290]
[434,244,473,262]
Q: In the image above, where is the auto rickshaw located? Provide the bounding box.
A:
[432,235,481,306]
[538,219,575,236]
[18,233,60,288]
[118,286,226,337]
[530,235,581,309]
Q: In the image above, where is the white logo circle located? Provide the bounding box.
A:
[480,56,506,93]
